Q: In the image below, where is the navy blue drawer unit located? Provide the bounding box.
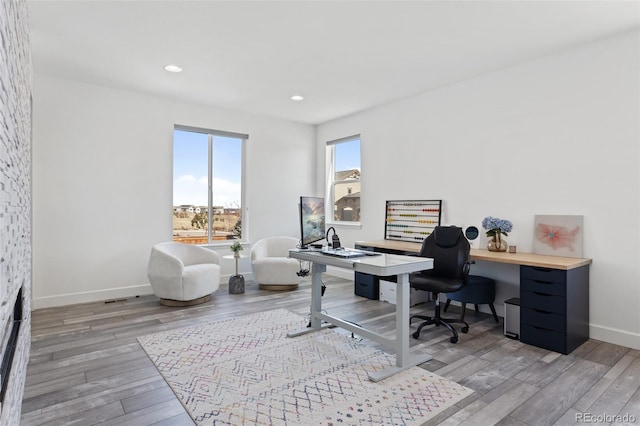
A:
[354,272,379,300]
[519,265,589,354]
[520,324,566,353]
[354,245,379,299]
[521,278,565,297]
[521,290,565,314]
[521,266,566,284]
[521,307,565,332]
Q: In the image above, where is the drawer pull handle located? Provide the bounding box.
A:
[533,291,552,297]
[533,267,553,272]
[534,280,553,285]
[532,325,553,332]
[533,308,551,314]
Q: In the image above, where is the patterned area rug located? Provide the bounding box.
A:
[138,309,472,425]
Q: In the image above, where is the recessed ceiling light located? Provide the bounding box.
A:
[291,95,304,101]
[164,64,183,73]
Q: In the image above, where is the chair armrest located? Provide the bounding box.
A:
[463,259,475,276]
[180,245,219,266]
[148,248,184,278]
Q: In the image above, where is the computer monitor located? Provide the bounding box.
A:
[299,196,325,249]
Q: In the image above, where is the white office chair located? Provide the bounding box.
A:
[147,242,221,306]
[250,236,301,290]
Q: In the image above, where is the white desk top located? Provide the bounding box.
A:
[289,248,433,276]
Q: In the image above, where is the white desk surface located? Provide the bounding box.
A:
[289,248,433,276]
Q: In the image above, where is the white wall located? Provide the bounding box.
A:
[32,75,315,308]
[316,31,640,349]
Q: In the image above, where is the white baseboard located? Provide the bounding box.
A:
[590,324,640,350]
[32,284,154,310]
[31,275,256,310]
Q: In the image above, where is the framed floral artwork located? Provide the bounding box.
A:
[533,215,583,258]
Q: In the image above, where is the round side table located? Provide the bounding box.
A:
[223,254,245,294]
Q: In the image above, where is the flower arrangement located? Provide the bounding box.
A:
[482,216,513,238]
[229,240,243,254]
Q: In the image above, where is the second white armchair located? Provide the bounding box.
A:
[250,236,301,290]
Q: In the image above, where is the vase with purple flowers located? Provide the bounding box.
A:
[482,216,512,252]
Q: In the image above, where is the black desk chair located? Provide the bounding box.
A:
[410,226,472,343]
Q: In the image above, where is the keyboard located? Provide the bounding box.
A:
[320,248,368,258]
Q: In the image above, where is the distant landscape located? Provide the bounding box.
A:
[173,211,241,244]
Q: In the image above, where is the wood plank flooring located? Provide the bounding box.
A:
[21,275,640,425]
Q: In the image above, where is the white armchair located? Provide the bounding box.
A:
[250,236,301,290]
[147,242,221,306]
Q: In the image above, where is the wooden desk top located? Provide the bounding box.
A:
[355,239,592,270]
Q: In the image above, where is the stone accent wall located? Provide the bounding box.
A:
[0,0,32,424]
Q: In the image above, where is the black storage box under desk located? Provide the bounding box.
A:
[355,272,379,300]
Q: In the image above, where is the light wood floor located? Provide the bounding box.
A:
[22,275,640,425]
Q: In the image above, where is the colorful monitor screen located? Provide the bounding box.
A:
[299,196,325,248]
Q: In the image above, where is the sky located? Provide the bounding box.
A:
[174,131,360,207]
[335,139,360,171]
[173,129,242,207]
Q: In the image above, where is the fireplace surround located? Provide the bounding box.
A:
[0,0,33,423]
[1,287,23,403]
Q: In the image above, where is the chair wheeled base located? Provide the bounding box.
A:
[410,298,469,343]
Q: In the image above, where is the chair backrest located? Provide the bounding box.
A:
[419,226,471,280]
[251,236,298,260]
[152,242,219,266]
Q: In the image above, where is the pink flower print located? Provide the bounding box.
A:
[536,223,580,251]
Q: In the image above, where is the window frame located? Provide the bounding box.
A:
[325,134,361,227]
[173,124,248,245]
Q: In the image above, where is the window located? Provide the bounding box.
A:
[173,125,247,244]
[326,135,361,223]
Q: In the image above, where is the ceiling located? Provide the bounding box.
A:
[27,1,640,125]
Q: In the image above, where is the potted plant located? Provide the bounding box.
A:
[229,240,243,258]
[482,216,513,252]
